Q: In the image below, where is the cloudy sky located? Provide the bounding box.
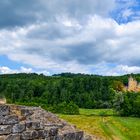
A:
[0,0,140,75]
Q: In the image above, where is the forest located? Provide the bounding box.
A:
[0,73,140,116]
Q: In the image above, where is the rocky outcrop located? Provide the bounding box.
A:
[0,104,87,140]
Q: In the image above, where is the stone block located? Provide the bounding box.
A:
[0,136,7,140]
[55,135,63,140]
[26,121,44,130]
[45,124,64,129]
[12,123,26,133]
[38,129,49,138]
[63,132,76,140]
[0,105,10,116]
[45,136,56,140]
[6,134,21,140]
[2,115,19,125]
[0,116,3,124]
[21,130,38,140]
[75,131,84,140]
[21,108,33,117]
[49,127,58,136]
[0,125,12,135]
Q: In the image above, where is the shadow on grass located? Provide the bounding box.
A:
[80,110,119,117]
[83,114,118,117]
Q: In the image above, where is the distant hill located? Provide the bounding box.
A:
[0,73,140,109]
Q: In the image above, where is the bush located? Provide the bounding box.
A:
[14,101,79,115]
[99,111,108,116]
[15,102,39,107]
[113,92,140,117]
[49,102,79,115]
[66,102,79,115]
[133,96,140,117]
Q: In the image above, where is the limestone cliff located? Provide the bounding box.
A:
[123,76,140,92]
[0,104,91,140]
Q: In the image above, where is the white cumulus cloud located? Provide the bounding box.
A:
[0,66,32,74]
[0,0,140,75]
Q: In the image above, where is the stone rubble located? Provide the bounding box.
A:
[0,104,91,140]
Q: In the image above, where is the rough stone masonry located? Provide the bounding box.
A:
[0,104,91,140]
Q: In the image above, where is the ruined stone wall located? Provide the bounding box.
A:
[0,104,87,140]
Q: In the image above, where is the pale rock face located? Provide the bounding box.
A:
[0,98,6,105]
[0,104,90,140]
[123,76,140,92]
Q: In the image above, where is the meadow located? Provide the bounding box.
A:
[59,109,140,140]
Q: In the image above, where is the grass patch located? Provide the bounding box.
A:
[58,109,140,140]
[79,108,114,116]
[113,117,140,140]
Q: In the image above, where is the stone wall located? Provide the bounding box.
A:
[0,104,87,140]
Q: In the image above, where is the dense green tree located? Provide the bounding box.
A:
[113,92,140,117]
[0,72,140,116]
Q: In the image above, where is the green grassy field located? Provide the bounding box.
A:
[59,109,140,140]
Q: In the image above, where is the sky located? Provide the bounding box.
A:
[0,0,140,76]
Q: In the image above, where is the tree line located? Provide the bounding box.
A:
[0,73,140,116]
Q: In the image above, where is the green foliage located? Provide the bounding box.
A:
[0,72,140,117]
[99,111,108,116]
[112,81,124,91]
[113,92,140,117]
[0,73,118,109]
[0,94,5,99]
[49,102,79,115]
[133,95,140,117]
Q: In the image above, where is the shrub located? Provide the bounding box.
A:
[99,111,107,116]
[49,102,79,115]
[65,102,79,115]
[113,92,140,117]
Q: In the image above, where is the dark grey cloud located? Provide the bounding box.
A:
[0,0,115,28]
[0,0,42,28]
[51,42,106,65]
[27,22,81,40]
